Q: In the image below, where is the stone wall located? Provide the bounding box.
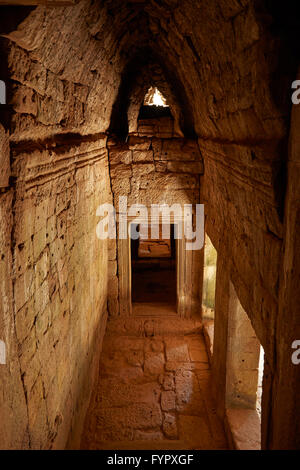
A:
[134,117,177,139]
[0,1,119,449]
[0,133,111,449]
[0,0,298,449]
[202,139,283,363]
[201,137,284,445]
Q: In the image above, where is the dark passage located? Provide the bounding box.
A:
[131,224,176,304]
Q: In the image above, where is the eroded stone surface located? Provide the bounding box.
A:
[0,0,298,451]
[81,314,228,449]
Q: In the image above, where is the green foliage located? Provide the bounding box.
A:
[202,235,217,308]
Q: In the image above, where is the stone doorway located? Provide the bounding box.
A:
[117,217,202,318]
[131,223,177,313]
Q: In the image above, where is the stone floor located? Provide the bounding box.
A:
[81,309,228,450]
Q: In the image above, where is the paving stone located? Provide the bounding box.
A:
[178,415,213,449]
[165,337,190,362]
[126,349,144,367]
[161,391,176,411]
[144,338,165,353]
[175,369,206,415]
[165,361,209,372]
[189,348,209,363]
[96,403,163,432]
[82,322,227,449]
[96,380,161,407]
[144,352,165,375]
[163,413,178,439]
[162,372,175,391]
[135,430,164,441]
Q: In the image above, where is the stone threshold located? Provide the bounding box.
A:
[132,302,178,317]
[106,316,202,338]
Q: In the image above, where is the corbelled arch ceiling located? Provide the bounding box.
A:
[2,0,298,142]
[108,50,195,138]
[96,0,298,142]
[1,0,297,224]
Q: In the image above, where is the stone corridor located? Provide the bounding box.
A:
[81,312,227,450]
[0,0,299,451]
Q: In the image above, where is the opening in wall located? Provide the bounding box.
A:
[202,234,217,319]
[225,281,264,450]
[131,223,177,315]
[139,86,172,120]
[144,87,168,107]
[202,234,217,359]
[256,345,264,416]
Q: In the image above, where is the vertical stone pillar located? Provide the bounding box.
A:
[176,226,203,319]
[226,282,261,409]
[211,247,230,417]
[118,234,132,316]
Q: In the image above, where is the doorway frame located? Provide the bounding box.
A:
[117,216,202,318]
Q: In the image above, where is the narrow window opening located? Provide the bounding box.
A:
[144,86,169,107]
[225,281,264,449]
[202,234,217,358]
[202,234,217,320]
[139,86,171,120]
[256,345,264,416]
